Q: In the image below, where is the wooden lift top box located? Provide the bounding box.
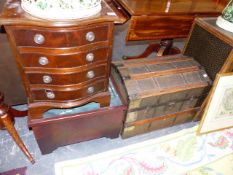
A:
[112,56,211,138]
[29,80,127,154]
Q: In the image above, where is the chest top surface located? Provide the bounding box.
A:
[0,0,125,27]
[116,0,226,16]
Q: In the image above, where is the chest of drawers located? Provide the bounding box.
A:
[6,23,113,119]
[0,0,127,120]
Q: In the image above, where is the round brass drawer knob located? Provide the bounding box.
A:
[34,34,45,45]
[86,32,95,42]
[43,75,52,84]
[46,91,55,99]
[87,87,94,94]
[86,53,94,62]
[202,73,208,78]
[86,71,95,79]
[39,56,49,65]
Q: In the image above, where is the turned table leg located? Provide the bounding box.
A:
[122,39,181,60]
[0,92,35,164]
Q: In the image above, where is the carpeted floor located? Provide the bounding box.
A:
[0,113,196,175]
[54,126,233,175]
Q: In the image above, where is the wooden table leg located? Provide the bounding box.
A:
[157,39,181,56]
[0,92,35,164]
[122,39,181,60]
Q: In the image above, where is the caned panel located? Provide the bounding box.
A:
[184,24,232,80]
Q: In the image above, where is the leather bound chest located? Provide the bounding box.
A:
[111,56,212,138]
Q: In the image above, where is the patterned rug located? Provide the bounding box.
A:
[55,126,233,175]
[0,167,26,175]
[187,153,233,175]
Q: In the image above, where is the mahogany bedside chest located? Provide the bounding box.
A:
[0,0,128,154]
[0,0,126,119]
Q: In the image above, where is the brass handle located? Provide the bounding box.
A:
[34,34,45,45]
[46,91,55,99]
[86,71,95,79]
[86,32,95,42]
[39,56,48,65]
[202,73,208,78]
[86,53,94,62]
[43,75,52,84]
[87,87,94,94]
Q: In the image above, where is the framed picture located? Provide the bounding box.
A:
[197,72,233,135]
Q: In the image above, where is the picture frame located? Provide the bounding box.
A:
[197,72,233,135]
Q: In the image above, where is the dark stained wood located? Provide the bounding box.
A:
[5,21,113,118]
[28,80,127,154]
[18,46,109,69]
[28,91,111,120]
[9,24,110,47]
[122,40,181,60]
[116,0,227,58]
[157,39,181,56]
[0,0,127,105]
[9,107,28,117]
[0,92,35,164]
[0,0,128,119]
[29,105,126,154]
[26,65,108,86]
[129,15,197,41]
[30,81,108,102]
[105,0,130,24]
[0,0,127,27]
[216,0,229,5]
[116,0,226,15]
[117,0,226,41]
